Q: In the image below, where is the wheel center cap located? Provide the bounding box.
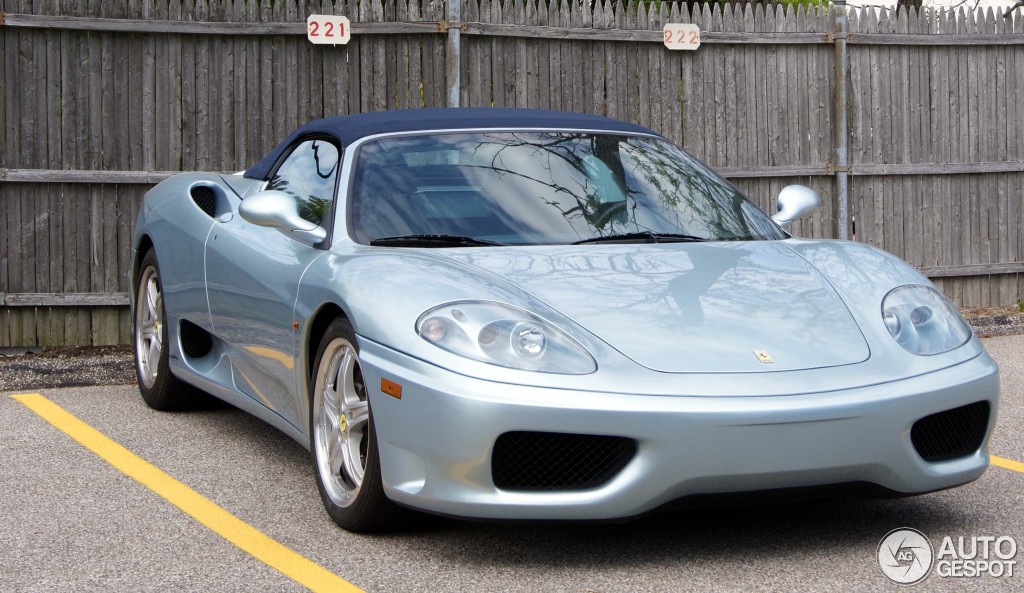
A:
[339,412,347,433]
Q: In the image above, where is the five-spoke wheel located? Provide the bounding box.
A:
[135,263,164,389]
[311,318,405,532]
[133,249,194,410]
[313,337,371,505]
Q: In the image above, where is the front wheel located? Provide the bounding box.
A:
[133,249,197,410]
[311,318,407,532]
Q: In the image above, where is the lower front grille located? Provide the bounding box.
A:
[911,401,990,462]
[491,431,636,492]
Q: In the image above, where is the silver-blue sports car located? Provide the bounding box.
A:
[132,108,999,532]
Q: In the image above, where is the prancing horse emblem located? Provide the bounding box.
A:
[754,350,774,363]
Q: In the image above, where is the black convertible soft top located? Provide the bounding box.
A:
[243,108,657,180]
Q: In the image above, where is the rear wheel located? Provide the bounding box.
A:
[311,318,407,532]
[133,250,197,410]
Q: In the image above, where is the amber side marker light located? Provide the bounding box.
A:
[381,378,403,399]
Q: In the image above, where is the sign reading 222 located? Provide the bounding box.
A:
[663,24,701,50]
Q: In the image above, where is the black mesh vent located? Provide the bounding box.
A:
[492,431,636,491]
[179,320,213,359]
[190,185,218,217]
[911,401,990,462]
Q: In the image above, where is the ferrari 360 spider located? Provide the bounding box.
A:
[131,108,998,532]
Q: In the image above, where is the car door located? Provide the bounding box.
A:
[205,138,341,429]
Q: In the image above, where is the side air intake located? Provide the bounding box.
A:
[179,319,214,359]
[189,183,228,218]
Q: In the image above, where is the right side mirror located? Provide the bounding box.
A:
[771,185,821,229]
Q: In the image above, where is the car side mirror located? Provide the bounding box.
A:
[239,190,327,244]
[771,185,821,229]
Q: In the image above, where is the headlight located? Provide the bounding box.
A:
[416,301,596,374]
[881,285,971,355]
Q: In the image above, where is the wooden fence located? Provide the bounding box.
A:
[1,0,1023,346]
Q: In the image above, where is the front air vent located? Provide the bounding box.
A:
[492,431,637,491]
[911,401,990,462]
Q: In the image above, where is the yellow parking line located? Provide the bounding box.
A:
[992,455,1024,474]
[11,393,364,593]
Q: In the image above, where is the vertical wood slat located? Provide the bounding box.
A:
[201,0,217,169]
[550,0,564,112]
[1012,11,1024,304]
[644,3,657,131]
[1,0,14,344]
[408,0,421,109]
[488,0,503,105]
[575,0,591,115]
[662,2,681,146]
[1,1,10,200]
[35,2,53,344]
[17,0,35,345]
[528,0,542,109]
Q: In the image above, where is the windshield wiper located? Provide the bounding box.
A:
[369,234,506,247]
[572,231,709,245]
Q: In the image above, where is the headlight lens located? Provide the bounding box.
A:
[881,285,971,355]
[416,301,596,374]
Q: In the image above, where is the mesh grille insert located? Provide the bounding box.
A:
[190,185,218,217]
[492,431,636,491]
[179,320,213,359]
[911,401,990,462]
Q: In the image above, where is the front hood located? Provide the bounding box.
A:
[437,242,870,373]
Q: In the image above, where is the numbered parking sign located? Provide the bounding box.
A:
[307,14,351,45]
[663,24,700,50]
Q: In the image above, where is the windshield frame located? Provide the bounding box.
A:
[337,128,786,247]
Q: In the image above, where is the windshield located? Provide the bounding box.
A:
[349,131,785,245]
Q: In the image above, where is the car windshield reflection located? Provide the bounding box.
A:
[350,132,785,246]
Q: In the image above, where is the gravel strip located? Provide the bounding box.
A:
[965,312,1024,338]
[0,346,135,392]
[2,313,1022,392]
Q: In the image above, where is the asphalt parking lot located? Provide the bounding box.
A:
[1,336,1022,593]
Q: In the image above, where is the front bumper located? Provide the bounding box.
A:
[359,339,999,520]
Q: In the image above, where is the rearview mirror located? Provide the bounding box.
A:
[239,190,327,244]
[771,185,821,229]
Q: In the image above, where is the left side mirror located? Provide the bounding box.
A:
[239,190,327,244]
[771,185,821,229]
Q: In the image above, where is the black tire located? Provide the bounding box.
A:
[310,317,408,532]
[133,249,198,410]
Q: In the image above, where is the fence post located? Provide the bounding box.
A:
[446,0,462,107]
[832,0,851,240]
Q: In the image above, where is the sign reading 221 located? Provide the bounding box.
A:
[307,14,351,45]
